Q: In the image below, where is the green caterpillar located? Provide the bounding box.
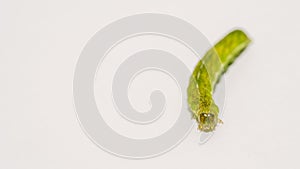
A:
[187,29,251,132]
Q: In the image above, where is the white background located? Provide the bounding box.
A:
[1,0,300,168]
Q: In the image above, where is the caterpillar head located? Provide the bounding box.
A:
[196,103,220,132]
[197,112,218,132]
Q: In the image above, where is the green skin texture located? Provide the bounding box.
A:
[187,30,251,132]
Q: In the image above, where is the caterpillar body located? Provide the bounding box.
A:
[187,29,251,132]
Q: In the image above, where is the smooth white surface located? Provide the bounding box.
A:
[1,0,300,168]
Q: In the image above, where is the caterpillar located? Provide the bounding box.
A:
[187,29,251,132]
